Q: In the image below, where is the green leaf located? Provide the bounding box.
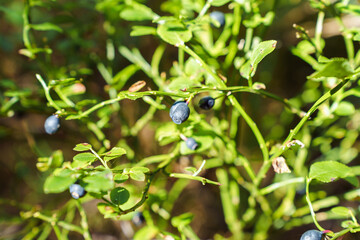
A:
[19,47,52,58]
[44,175,75,193]
[83,170,114,193]
[73,143,92,151]
[155,122,179,146]
[211,0,231,6]
[167,77,201,91]
[354,33,360,41]
[308,58,354,80]
[337,3,360,16]
[157,21,192,46]
[133,226,159,240]
[49,78,80,87]
[130,26,157,36]
[309,161,352,183]
[97,203,119,219]
[110,187,130,205]
[53,168,73,177]
[131,167,150,173]
[344,176,359,187]
[102,147,126,161]
[184,167,197,174]
[4,89,31,97]
[180,135,214,155]
[120,4,157,21]
[36,150,63,172]
[331,206,351,217]
[73,152,97,162]
[114,173,129,183]
[334,101,355,116]
[185,57,203,79]
[171,213,194,228]
[240,40,277,79]
[30,22,62,32]
[170,173,221,185]
[341,220,358,229]
[130,170,146,181]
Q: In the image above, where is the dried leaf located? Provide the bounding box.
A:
[128,80,146,92]
[272,156,291,174]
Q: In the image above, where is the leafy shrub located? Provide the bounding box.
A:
[1,0,360,239]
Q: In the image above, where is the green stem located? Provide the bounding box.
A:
[224,4,242,69]
[36,74,61,111]
[197,0,213,20]
[178,47,184,71]
[71,90,190,119]
[248,75,253,88]
[332,229,350,239]
[54,87,75,107]
[130,104,158,136]
[76,201,92,240]
[305,177,324,231]
[1,97,19,114]
[90,147,109,169]
[53,224,62,239]
[350,211,359,226]
[244,28,254,53]
[315,11,325,55]
[179,44,269,163]
[32,212,83,234]
[182,225,200,240]
[87,122,105,142]
[22,0,31,50]
[192,160,206,176]
[120,170,159,214]
[169,173,221,186]
[74,96,123,119]
[259,177,305,195]
[333,12,354,64]
[254,79,350,187]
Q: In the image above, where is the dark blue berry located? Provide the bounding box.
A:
[186,137,198,150]
[69,183,86,199]
[300,230,323,240]
[132,212,145,226]
[210,11,225,28]
[44,115,60,135]
[199,96,215,110]
[169,101,190,124]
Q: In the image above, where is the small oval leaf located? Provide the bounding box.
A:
[110,187,130,205]
[73,143,92,151]
[309,161,352,183]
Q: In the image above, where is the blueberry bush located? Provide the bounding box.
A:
[1,0,360,239]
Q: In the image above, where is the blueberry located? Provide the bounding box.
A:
[69,183,86,199]
[132,212,145,226]
[186,137,198,150]
[210,11,225,28]
[300,230,323,240]
[169,101,190,124]
[44,115,60,135]
[199,96,215,110]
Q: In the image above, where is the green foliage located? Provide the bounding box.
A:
[2,0,360,239]
[309,161,352,183]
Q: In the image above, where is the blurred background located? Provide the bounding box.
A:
[0,0,359,239]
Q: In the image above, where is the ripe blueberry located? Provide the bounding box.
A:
[199,96,215,110]
[210,11,225,28]
[69,183,86,199]
[186,137,198,150]
[169,101,190,124]
[300,230,323,240]
[132,212,145,226]
[44,115,60,135]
